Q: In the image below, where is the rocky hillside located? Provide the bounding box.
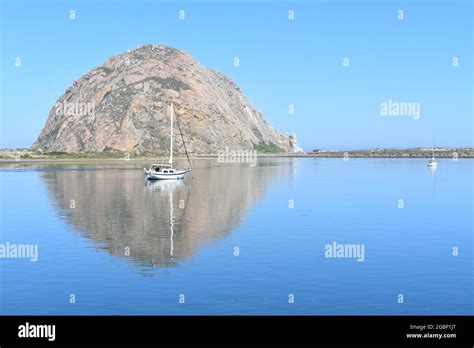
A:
[33,45,301,154]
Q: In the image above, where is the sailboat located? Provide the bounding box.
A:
[427,138,437,167]
[144,103,192,180]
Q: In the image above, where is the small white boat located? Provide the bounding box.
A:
[145,164,189,180]
[427,139,437,167]
[144,103,192,180]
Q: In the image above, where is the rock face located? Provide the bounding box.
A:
[33,45,301,154]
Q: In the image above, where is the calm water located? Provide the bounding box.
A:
[0,158,472,315]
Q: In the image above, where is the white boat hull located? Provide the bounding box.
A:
[145,169,189,180]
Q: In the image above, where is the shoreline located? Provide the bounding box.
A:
[0,152,472,164]
[1,147,472,163]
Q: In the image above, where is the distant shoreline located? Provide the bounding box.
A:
[0,147,472,163]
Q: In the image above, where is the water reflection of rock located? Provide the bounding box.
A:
[41,159,293,269]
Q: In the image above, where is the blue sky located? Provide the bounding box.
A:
[0,0,472,150]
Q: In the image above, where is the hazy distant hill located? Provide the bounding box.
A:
[33,45,301,154]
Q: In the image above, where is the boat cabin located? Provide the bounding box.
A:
[150,164,175,173]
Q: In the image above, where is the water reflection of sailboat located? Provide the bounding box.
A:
[428,165,437,193]
[170,187,174,257]
[145,178,185,193]
[145,179,182,258]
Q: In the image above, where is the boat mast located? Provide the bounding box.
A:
[169,103,174,165]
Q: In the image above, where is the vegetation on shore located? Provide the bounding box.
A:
[254,142,283,153]
[0,147,473,161]
[0,148,167,161]
[308,148,474,158]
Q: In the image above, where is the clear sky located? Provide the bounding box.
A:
[0,0,472,150]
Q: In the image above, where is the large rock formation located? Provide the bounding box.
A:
[33,44,301,154]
